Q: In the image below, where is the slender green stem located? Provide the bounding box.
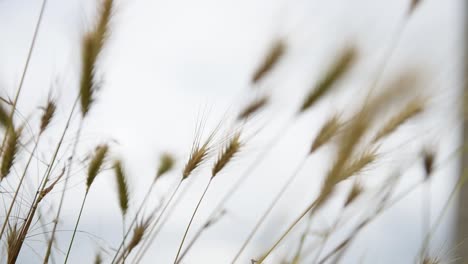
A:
[64,190,89,264]
[231,156,307,263]
[174,178,212,263]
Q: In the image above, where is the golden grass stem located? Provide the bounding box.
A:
[231,156,308,263]
[174,179,213,263]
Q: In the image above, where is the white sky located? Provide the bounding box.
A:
[0,0,464,263]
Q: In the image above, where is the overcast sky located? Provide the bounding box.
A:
[0,0,464,263]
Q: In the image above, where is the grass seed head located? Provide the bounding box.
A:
[114,159,129,216]
[1,127,21,180]
[373,98,424,143]
[40,98,56,133]
[299,45,357,113]
[237,95,269,121]
[87,144,109,190]
[344,182,363,207]
[212,132,242,177]
[422,148,435,179]
[80,0,114,117]
[310,114,342,153]
[156,152,175,179]
[252,40,286,84]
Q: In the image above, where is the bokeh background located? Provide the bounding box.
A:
[0,0,464,263]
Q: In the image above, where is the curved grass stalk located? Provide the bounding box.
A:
[174,178,213,263]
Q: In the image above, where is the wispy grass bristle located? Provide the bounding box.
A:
[1,127,21,180]
[237,95,269,121]
[310,114,342,153]
[373,98,424,143]
[212,132,242,177]
[87,144,109,189]
[40,98,56,133]
[156,152,175,179]
[114,159,129,216]
[252,40,286,84]
[299,46,357,113]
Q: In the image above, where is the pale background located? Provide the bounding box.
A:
[0,0,464,263]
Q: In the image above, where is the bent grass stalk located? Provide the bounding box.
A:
[173,179,213,263]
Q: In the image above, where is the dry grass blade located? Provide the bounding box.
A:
[80,0,114,117]
[252,40,286,84]
[87,144,109,189]
[310,114,342,153]
[156,152,175,179]
[114,159,129,216]
[212,132,242,177]
[1,127,21,180]
[299,46,357,113]
[40,98,56,133]
[373,98,424,143]
[237,95,269,121]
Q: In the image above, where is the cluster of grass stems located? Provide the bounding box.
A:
[0,0,462,263]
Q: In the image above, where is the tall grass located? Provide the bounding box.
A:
[0,0,462,263]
